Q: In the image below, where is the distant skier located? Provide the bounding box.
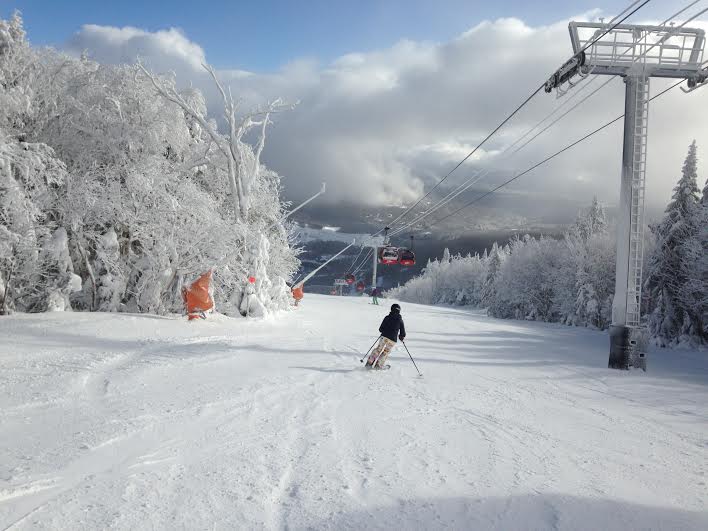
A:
[366,303,406,369]
[371,287,379,305]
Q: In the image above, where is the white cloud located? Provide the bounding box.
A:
[64,14,708,211]
[66,24,207,74]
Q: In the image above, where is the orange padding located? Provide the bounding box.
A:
[182,271,214,317]
[292,285,304,301]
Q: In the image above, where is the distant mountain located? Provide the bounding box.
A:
[291,223,563,295]
[289,187,586,237]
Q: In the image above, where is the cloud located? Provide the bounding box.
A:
[65,15,708,212]
[66,24,207,74]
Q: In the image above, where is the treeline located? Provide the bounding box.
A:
[389,143,707,347]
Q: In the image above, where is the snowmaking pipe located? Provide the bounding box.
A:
[269,182,326,230]
[294,239,357,289]
[402,341,423,377]
[360,335,383,363]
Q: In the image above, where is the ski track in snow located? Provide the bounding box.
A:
[1,297,707,530]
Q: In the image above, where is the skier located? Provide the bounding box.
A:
[371,287,379,305]
[366,303,406,369]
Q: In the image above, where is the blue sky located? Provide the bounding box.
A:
[3,0,680,71]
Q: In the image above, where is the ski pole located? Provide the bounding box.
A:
[401,341,423,377]
[360,335,382,363]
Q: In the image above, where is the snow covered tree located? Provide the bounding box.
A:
[678,173,708,340]
[138,62,297,316]
[0,13,299,317]
[569,199,615,329]
[0,15,75,312]
[646,141,704,345]
[482,242,503,309]
[489,236,564,321]
[386,250,487,307]
[573,233,615,329]
[573,196,607,243]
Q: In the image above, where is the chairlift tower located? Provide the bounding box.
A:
[547,21,706,370]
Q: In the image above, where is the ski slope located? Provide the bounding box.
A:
[1,295,707,530]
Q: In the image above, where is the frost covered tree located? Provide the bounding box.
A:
[388,180,704,345]
[138,62,297,316]
[489,236,565,321]
[678,171,708,341]
[574,196,607,242]
[482,242,504,308]
[0,14,79,313]
[386,251,486,307]
[569,198,615,329]
[0,13,299,316]
[646,141,704,345]
[390,199,618,330]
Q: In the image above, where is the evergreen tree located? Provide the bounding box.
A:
[646,141,703,345]
[482,242,502,308]
[684,175,708,339]
[572,198,613,329]
[574,196,607,242]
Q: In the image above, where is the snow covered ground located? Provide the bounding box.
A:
[1,296,707,530]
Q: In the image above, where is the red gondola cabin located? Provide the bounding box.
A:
[378,246,400,265]
[398,248,416,266]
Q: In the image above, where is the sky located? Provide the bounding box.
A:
[6,0,692,71]
[2,0,708,212]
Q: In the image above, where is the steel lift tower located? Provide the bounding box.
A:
[546,21,707,370]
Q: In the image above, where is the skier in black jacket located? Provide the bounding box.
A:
[366,304,406,368]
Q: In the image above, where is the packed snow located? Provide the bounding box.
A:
[2,295,707,530]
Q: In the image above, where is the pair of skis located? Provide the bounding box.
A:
[363,336,390,370]
[359,336,423,377]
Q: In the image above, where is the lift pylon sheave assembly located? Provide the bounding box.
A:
[548,21,706,371]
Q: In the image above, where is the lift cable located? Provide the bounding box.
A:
[389,0,704,237]
[430,79,686,228]
[384,0,652,232]
[325,0,660,284]
[388,76,617,237]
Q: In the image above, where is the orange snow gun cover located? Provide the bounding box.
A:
[182,271,214,320]
[292,285,304,303]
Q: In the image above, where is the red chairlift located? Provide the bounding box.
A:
[398,235,416,266]
[378,246,400,265]
[399,248,415,266]
[344,273,355,285]
[356,281,366,292]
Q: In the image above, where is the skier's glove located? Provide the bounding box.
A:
[399,335,406,341]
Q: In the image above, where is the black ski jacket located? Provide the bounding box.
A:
[379,311,406,342]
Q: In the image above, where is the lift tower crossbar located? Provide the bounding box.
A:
[547,21,706,371]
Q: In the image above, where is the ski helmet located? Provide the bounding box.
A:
[391,303,401,313]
